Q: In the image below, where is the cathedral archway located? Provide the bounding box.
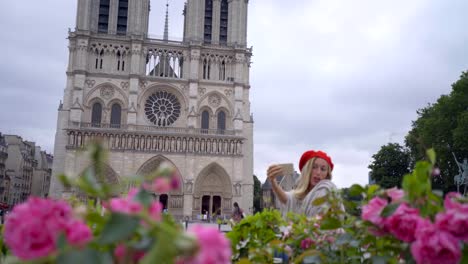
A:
[75,163,121,200]
[136,155,184,217]
[193,163,232,219]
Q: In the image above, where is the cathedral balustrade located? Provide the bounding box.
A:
[65,124,244,156]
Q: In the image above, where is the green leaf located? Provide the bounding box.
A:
[426,149,436,165]
[134,188,153,207]
[348,184,365,197]
[380,203,400,217]
[97,213,140,244]
[312,195,328,206]
[367,185,380,198]
[319,217,341,230]
[371,256,389,264]
[57,233,68,251]
[334,233,352,246]
[57,248,113,264]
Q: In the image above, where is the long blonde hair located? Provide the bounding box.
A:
[293,158,332,200]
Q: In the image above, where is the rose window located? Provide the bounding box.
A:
[144,91,181,126]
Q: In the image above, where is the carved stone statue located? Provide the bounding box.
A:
[453,152,468,194]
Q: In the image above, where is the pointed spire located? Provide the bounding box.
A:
[163,0,169,41]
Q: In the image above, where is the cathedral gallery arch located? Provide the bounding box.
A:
[136,155,184,214]
[193,162,233,218]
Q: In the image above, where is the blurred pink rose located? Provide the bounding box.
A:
[149,201,163,221]
[384,203,422,242]
[4,197,90,260]
[444,192,468,211]
[411,221,461,264]
[362,197,388,228]
[65,220,92,246]
[171,175,181,190]
[147,177,172,194]
[300,238,313,250]
[107,197,143,215]
[386,188,404,203]
[436,206,468,242]
[181,225,231,264]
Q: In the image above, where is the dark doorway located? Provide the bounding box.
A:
[212,195,221,216]
[201,195,210,218]
[159,194,168,210]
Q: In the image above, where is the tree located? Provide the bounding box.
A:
[253,175,262,213]
[368,143,411,189]
[405,71,468,192]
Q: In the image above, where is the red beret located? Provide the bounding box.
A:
[299,150,334,172]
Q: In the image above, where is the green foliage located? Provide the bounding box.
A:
[253,175,262,213]
[227,209,285,263]
[405,71,468,192]
[368,143,411,189]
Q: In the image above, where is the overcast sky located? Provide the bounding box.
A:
[1,0,467,187]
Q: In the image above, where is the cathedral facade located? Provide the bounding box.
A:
[50,0,253,220]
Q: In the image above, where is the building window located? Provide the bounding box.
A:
[217,111,226,133]
[201,110,210,133]
[110,103,121,128]
[220,0,228,44]
[117,0,128,35]
[98,0,110,33]
[144,91,181,127]
[204,0,213,44]
[91,102,102,127]
[203,58,210,80]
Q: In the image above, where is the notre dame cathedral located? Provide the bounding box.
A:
[50,0,253,220]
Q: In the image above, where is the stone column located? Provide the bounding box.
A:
[211,0,221,44]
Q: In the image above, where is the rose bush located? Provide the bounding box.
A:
[227,149,468,264]
[2,143,468,264]
[0,142,231,264]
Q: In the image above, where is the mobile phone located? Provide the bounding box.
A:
[277,163,294,175]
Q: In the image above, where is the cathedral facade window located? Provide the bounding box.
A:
[144,91,181,127]
[220,0,228,44]
[201,110,210,133]
[110,103,122,128]
[116,0,128,35]
[98,0,110,33]
[204,0,213,44]
[91,102,102,127]
[217,110,226,133]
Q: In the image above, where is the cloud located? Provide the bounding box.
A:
[1,0,467,189]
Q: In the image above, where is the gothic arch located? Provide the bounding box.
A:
[83,82,129,108]
[138,83,188,109]
[194,162,232,197]
[197,91,233,114]
[136,155,184,194]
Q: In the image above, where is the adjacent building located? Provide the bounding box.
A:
[50,0,254,220]
[31,146,53,198]
[0,134,9,209]
[0,134,52,208]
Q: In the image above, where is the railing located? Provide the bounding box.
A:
[68,122,237,136]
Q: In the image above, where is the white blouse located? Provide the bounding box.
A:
[279,179,339,217]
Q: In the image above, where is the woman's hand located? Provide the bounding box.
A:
[267,165,284,182]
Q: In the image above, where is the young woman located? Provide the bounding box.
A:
[267,150,340,217]
[231,202,244,224]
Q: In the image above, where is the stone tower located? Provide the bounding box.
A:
[50,0,253,219]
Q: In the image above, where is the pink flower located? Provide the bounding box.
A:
[411,221,461,264]
[300,238,313,250]
[362,197,388,228]
[384,203,423,242]
[444,192,467,210]
[146,177,172,194]
[107,197,143,215]
[436,206,468,242]
[149,201,163,221]
[65,220,92,246]
[386,188,404,203]
[181,225,231,264]
[171,176,181,190]
[3,197,83,260]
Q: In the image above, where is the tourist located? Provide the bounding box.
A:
[230,202,244,225]
[267,150,341,217]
